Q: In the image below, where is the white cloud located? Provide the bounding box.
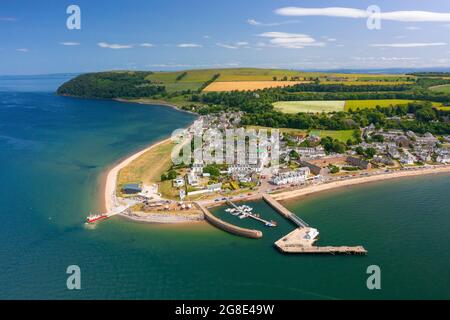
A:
[203,35,211,39]
[60,42,80,46]
[370,42,447,48]
[216,42,250,49]
[16,48,29,52]
[98,42,133,49]
[275,7,450,22]
[177,43,202,48]
[140,43,154,47]
[217,43,238,49]
[247,19,299,27]
[259,32,325,49]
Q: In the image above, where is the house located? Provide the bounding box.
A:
[207,183,222,192]
[400,151,417,165]
[270,167,310,186]
[388,146,401,159]
[191,163,204,174]
[297,146,326,159]
[347,156,372,170]
[187,172,199,186]
[122,183,142,194]
[173,177,185,188]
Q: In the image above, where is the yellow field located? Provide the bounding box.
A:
[203,81,309,92]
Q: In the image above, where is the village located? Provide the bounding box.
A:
[117,112,450,211]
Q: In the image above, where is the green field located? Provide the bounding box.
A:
[430,84,450,94]
[345,99,443,111]
[309,130,355,142]
[273,99,443,113]
[273,101,345,113]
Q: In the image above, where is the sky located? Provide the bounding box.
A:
[1,0,450,75]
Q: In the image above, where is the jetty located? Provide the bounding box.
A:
[263,195,367,255]
[226,199,276,227]
[197,203,263,239]
[262,195,308,228]
[275,228,367,255]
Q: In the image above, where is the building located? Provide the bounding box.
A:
[187,172,199,186]
[271,167,310,186]
[400,151,417,165]
[297,146,326,159]
[191,163,204,174]
[122,183,142,194]
[173,177,185,188]
[347,156,372,170]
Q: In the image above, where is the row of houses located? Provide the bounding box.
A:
[271,167,311,186]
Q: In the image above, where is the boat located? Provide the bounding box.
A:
[86,213,108,224]
[265,220,278,227]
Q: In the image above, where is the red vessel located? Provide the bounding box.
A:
[86,213,109,224]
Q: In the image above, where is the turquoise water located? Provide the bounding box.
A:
[0,76,449,299]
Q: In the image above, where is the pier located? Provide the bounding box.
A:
[226,199,276,227]
[263,194,367,255]
[197,203,263,239]
[262,195,308,228]
[275,228,367,255]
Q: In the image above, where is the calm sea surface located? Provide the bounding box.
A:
[0,75,448,299]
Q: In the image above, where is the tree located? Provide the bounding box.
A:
[365,147,376,159]
[203,164,220,177]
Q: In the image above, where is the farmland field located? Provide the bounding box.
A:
[345,99,443,111]
[430,84,450,94]
[144,68,416,92]
[203,81,308,92]
[273,99,443,113]
[273,101,345,113]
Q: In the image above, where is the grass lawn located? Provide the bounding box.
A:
[273,101,345,113]
[116,140,175,193]
[430,84,450,94]
[309,130,355,142]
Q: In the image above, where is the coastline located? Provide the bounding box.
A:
[113,98,197,115]
[272,165,450,202]
[99,97,450,223]
[104,137,173,213]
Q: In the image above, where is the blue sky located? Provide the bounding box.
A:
[1,0,450,75]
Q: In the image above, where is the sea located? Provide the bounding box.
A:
[0,74,449,299]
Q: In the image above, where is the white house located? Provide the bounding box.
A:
[271,167,310,186]
[173,177,185,188]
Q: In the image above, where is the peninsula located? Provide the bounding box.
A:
[58,68,450,252]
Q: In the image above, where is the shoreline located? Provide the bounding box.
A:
[100,97,450,222]
[113,98,197,115]
[272,165,450,202]
[104,137,174,213]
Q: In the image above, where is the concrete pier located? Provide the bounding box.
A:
[275,228,367,255]
[262,195,309,228]
[197,203,263,239]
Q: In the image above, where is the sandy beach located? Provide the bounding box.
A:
[272,165,450,201]
[104,137,172,213]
